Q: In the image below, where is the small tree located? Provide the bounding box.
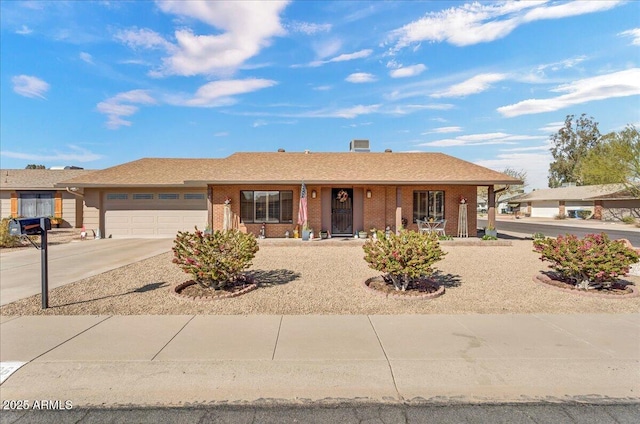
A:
[172,228,259,290]
[363,230,446,291]
[25,164,46,169]
[533,233,639,290]
[548,114,601,187]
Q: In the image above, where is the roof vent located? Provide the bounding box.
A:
[350,139,370,152]
[384,149,392,153]
[277,148,285,152]
[304,149,310,154]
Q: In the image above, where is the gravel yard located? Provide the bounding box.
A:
[1,239,639,316]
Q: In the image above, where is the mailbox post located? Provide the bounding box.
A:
[9,217,51,309]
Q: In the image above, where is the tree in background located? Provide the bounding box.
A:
[478,168,527,207]
[578,125,640,197]
[25,164,46,169]
[548,114,601,188]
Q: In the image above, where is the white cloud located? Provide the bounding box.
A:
[388,0,622,51]
[346,72,376,83]
[312,85,332,91]
[538,121,565,133]
[390,64,427,78]
[114,28,174,50]
[303,104,381,119]
[79,52,94,64]
[253,120,267,128]
[304,49,373,68]
[288,21,332,35]
[0,145,103,163]
[475,151,552,191]
[386,104,454,115]
[420,132,544,147]
[214,131,229,137]
[173,78,277,107]
[155,1,289,76]
[431,73,506,98]
[16,25,32,35]
[96,89,156,129]
[619,28,640,46]
[498,68,640,117]
[12,75,50,99]
[423,126,463,134]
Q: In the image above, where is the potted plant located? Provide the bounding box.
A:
[358,230,368,239]
[320,229,329,239]
[485,224,497,238]
[301,225,312,241]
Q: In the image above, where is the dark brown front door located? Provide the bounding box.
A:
[331,188,353,235]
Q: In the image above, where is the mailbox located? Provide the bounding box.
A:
[9,217,51,236]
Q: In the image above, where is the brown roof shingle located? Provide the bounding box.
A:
[0,169,93,190]
[57,152,522,187]
[513,184,639,201]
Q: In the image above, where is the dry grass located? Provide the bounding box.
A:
[1,239,638,316]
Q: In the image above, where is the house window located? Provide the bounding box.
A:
[184,193,205,200]
[106,193,128,200]
[18,192,54,218]
[158,193,179,200]
[240,190,293,223]
[413,191,444,222]
[133,193,153,200]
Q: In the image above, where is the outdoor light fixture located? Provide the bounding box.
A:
[366,189,372,198]
[311,190,317,198]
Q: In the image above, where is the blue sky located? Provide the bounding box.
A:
[1,1,639,190]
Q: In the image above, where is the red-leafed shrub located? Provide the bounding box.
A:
[533,233,639,290]
[363,230,446,291]
[173,228,259,290]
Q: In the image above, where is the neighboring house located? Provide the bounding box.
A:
[513,184,639,220]
[56,145,520,238]
[0,168,92,227]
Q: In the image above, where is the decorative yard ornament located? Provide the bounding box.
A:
[337,189,349,202]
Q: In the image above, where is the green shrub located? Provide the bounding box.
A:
[172,228,259,290]
[0,218,21,248]
[533,233,639,290]
[363,230,446,291]
[532,232,546,240]
[481,235,498,241]
[577,210,592,220]
[621,216,636,225]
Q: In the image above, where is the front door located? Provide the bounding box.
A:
[331,188,353,235]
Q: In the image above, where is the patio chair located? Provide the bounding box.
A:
[416,219,430,234]
[433,219,447,237]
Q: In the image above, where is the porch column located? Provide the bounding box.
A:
[395,187,402,234]
[488,185,496,230]
[207,186,214,229]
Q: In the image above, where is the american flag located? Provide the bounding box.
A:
[297,182,308,226]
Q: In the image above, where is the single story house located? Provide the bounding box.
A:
[513,184,639,220]
[0,168,91,227]
[55,145,521,239]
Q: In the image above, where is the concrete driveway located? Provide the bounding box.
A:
[0,239,173,306]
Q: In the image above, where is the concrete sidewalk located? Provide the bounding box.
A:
[0,238,173,306]
[1,313,638,408]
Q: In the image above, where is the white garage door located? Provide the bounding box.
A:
[530,201,559,218]
[104,192,207,238]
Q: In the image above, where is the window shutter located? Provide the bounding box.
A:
[55,192,63,218]
[10,192,18,217]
